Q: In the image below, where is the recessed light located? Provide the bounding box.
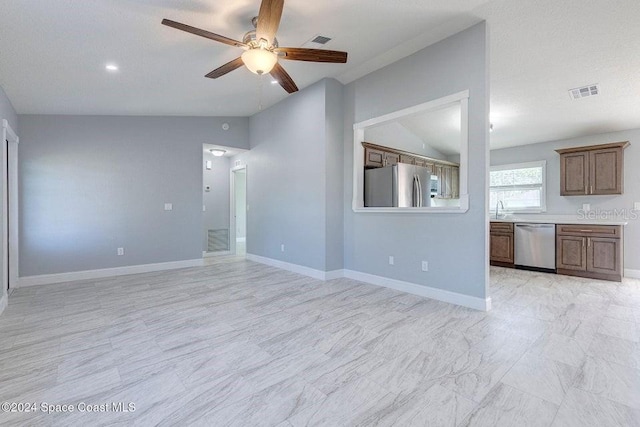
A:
[105,64,119,72]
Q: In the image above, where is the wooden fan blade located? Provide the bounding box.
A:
[162,19,247,48]
[256,0,284,45]
[270,63,298,94]
[275,47,348,63]
[205,58,244,79]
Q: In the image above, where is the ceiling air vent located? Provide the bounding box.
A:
[569,84,599,100]
[302,35,332,48]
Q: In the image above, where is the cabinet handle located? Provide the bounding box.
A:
[579,229,593,232]
[588,237,591,247]
[590,185,593,194]
[582,238,586,248]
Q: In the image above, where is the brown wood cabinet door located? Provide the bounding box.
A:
[400,155,415,165]
[451,166,459,199]
[385,152,399,166]
[560,152,589,196]
[589,148,623,195]
[490,232,514,264]
[557,235,587,271]
[587,237,621,276]
[365,147,385,168]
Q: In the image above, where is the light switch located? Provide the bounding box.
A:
[164,203,173,211]
[582,203,590,212]
[634,202,640,211]
[202,205,206,212]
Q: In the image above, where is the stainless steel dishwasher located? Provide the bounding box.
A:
[514,223,556,272]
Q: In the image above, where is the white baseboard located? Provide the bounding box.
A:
[343,270,491,311]
[203,251,231,258]
[0,294,7,315]
[245,254,490,311]
[16,259,204,288]
[246,254,343,281]
[624,269,640,279]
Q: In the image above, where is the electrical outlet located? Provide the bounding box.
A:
[389,256,394,265]
[582,203,591,212]
[117,247,124,256]
[281,244,285,252]
[164,203,173,211]
[422,261,429,272]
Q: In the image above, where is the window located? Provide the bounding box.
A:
[490,161,546,212]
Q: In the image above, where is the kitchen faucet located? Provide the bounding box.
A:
[495,201,504,218]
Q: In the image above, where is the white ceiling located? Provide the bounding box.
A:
[1,0,640,148]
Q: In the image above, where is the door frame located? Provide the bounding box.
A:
[229,164,247,256]
[2,119,19,311]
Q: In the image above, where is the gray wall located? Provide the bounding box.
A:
[233,79,344,272]
[325,79,345,271]
[490,128,640,271]
[343,22,490,299]
[202,151,230,252]
[18,115,249,276]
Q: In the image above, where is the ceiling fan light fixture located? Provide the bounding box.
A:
[241,48,278,75]
[210,149,226,157]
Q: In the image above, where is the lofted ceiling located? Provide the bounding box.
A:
[1,0,639,148]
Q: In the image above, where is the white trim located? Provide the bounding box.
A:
[2,119,19,310]
[352,91,470,214]
[0,294,6,316]
[203,251,232,258]
[230,164,247,257]
[16,259,204,288]
[343,269,491,311]
[624,269,640,279]
[245,253,490,311]
[246,253,338,281]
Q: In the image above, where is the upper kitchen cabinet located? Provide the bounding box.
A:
[556,141,629,196]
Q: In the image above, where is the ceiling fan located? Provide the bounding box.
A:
[162,0,348,94]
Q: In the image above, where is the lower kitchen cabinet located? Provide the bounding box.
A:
[490,222,514,266]
[556,224,623,282]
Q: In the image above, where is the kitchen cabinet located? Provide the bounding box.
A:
[490,222,514,266]
[365,147,385,168]
[361,142,459,198]
[400,154,415,165]
[556,141,629,196]
[384,152,399,166]
[556,224,623,281]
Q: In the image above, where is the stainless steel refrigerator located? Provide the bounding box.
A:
[364,164,432,207]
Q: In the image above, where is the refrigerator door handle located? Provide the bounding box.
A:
[412,175,418,207]
[416,175,423,207]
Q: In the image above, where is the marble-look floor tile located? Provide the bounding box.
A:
[501,353,577,405]
[551,387,640,427]
[353,383,475,426]
[597,316,640,342]
[529,333,586,368]
[461,383,558,427]
[1,258,639,426]
[574,356,640,409]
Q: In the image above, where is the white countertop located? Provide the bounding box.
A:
[489,214,628,226]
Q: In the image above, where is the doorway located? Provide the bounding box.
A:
[2,119,19,306]
[231,166,247,256]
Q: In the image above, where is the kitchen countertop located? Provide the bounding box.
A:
[489,214,628,226]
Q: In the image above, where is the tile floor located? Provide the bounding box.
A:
[0,257,639,426]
